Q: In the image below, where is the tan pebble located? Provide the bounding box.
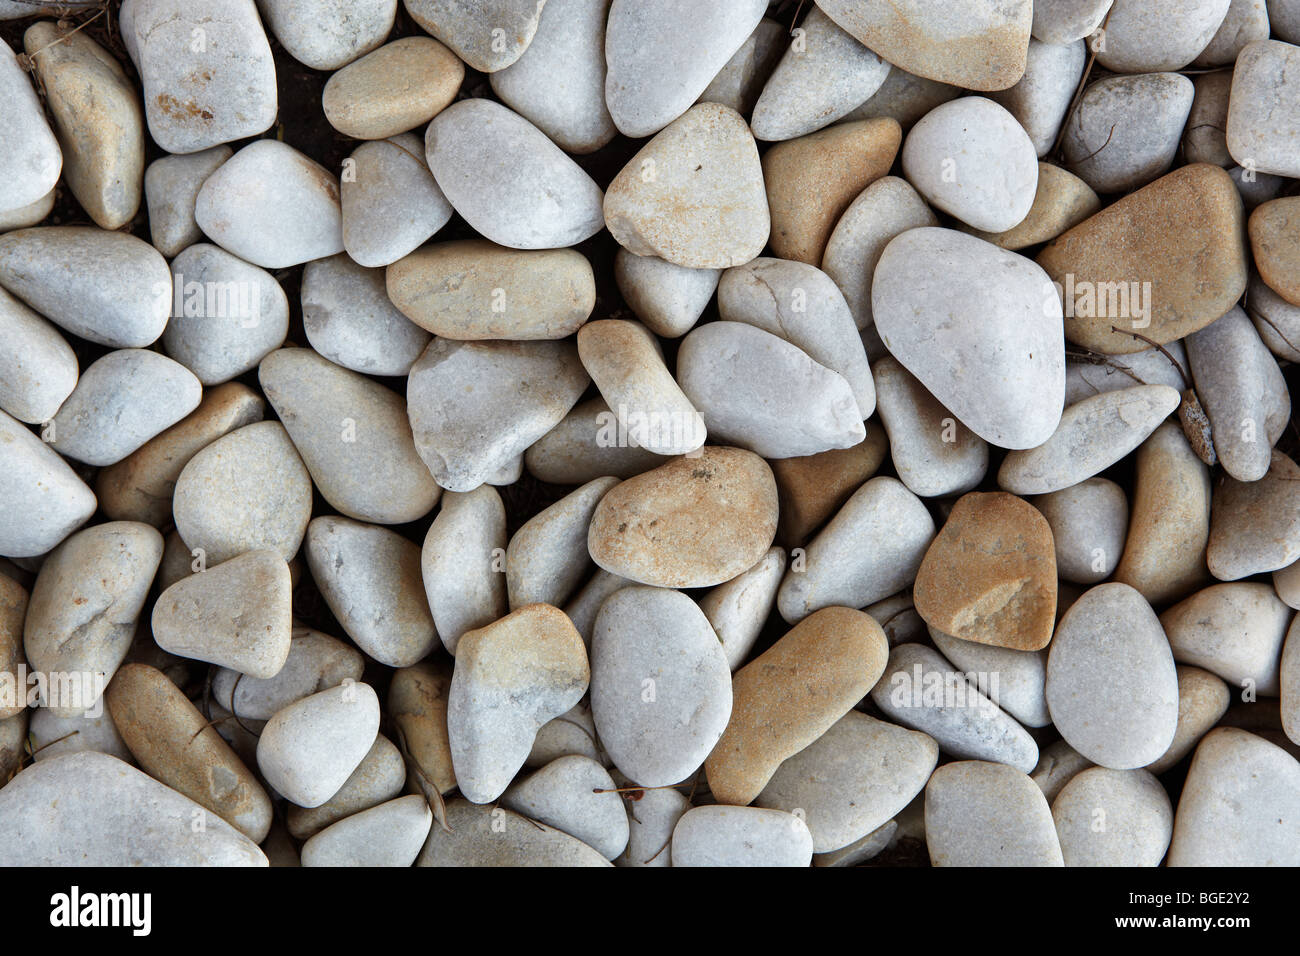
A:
[769,422,887,547]
[322,37,463,140]
[389,659,457,797]
[1248,197,1300,306]
[962,162,1100,251]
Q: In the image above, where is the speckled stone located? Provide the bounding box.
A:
[1052,767,1173,866]
[925,760,1063,866]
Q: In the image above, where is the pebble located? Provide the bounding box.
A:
[590,586,731,787]
[407,338,589,492]
[123,0,278,154]
[604,103,770,269]
[813,820,898,867]
[0,188,55,232]
[1065,341,1190,404]
[777,476,934,622]
[998,385,1181,495]
[616,783,689,867]
[614,250,720,338]
[1032,478,1129,585]
[195,140,344,269]
[422,486,507,656]
[755,711,938,853]
[528,703,605,768]
[0,226,171,348]
[426,99,604,250]
[162,243,289,385]
[700,17,786,116]
[844,65,959,129]
[1032,0,1114,43]
[1198,0,1272,66]
[763,118,901,265]
[1052,767,1173,866]
[672,805,813,867]
[448,604,589,804]
[1166,727,1300,865]
[306,516,438,669]
[301,254,430,376]
[930,628,1051,728]
[873,227,1066,450]
[587,447,778,589]
[501,755,629,860]
[0,409,97,557]
[1274,0,1300,43]
[172,421,312,566]
[214,627,364,722]
[1031,740,1094,803]
[870,642,1041,771]
[924,760,1063,866]
[1097,0,1231,71]
[523,398,664,485]
[143,146,232,258]
[1161,583,1288,695]
[389,660,456,797]
[990,39,1085,158]
[751,7,890,142]
[0,575,25,720]
[0,752,266,866]
[507,477,616,609]
[301,795,431,868]
[866,590,928,646]
[1147,665,1232,774]
[815,0,1032,92]
[28,707,132,764]
[258,0,395,70]
[259,346,440,524]
[418,798,610,867]
[1284,620,1299,744]
[1250,197,1300,306]
[1276,558,1300,609]
[287,733,406,839]
[1184,69,1234,167]
[699,546,786,671]
[1045,582,1180,769]
[151,548,292,679]
[341,136,453,268]
[706,606,888,805]
[404,0,546,73]
[0,285,78,425]
[1207,450,1300,579]
[1227,39,1300,177]
[0,36,60,214]
[0,711,24,782]
[323,37,461,140]
[256,681,381,808]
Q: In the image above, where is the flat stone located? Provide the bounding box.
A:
[507,477,616,609]
[323,37,462,140]
[1032,478,1128,585]
[671,805,812,867]
[1207,450,1300,579]
[418,799,611,866]
[214,626,364,722]
[0,285,77,425]
[523,397,664,485]
[1032,0,1114,43]
[1052,767,1173,866]
[341,136,453,268]
[699,547,785,671]
[1097,0,1231,71]
[286,732,406,839]
[1227,39,1300,177]
[258,0,395,70]
[0,409,96,558]
[501,755,628,859]
[0,37,60,214]
[925,760,1063,866]
[404,0,546,73]
[422,486,507,656]
[144,146,231,257]
[614,250,719,338]
[930,628,1051,728]
[1161,583,1289,695]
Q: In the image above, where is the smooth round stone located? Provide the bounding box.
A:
[873,356,987,498]
[0,37,60,214]
[1274,0,1300,43]
[588,447,778,589]
[144,146,231,257]
[706,607,887,805]
[678,322,864,459]
[389,240,594,341]
[751,7,890,142]
[816,0,1032,91]
[605,0,767,137]
[301,794,431,868]
[874,229,1064,450]
[1064,341,1190,405]
[23,23,143,230]
[699,546,786,671]
[605,103,770,269]
[259,347,439,524]
[418,798,610,867]
[870,643,1040,771]
[700,17,786,115]
[259,0,395,70]
[1161,583,1288,695]
[755,711,937,853]
[1061,73,1194,195]
[1032,478,1128,585]
[422,487,507,656]
[426,99,603,249]
[672,805,812,867]
[287,733,405,839]
[998,385,1181,495]
[389,660,456,797]
[964,162,1101,252]
[342,137,452,268]
[123,0,277,154]
[489,0,615,153]
[1031,740,1093,803]
[844,64,960,129]
[1251,197,1300,306]
[404,0,546,72]
[172,421,312,566]
[301,254,429,377]
[106,662,272,842]
[1228,40,1300,178]
[0,226,170,348]
[523,398,664,485]
[0,188,54,231]
[448,604,590,804]
[590,586,731,788]
[991,38,1085,157]
[578,320,705,456]
[407,338,589,492]
[1097,0,1230,72]
[1147,665,1230,773]
[821,176,937,334]
[29,707,132,764]
[1183,69,1234,167]
[777,476,934,623]
[46,349,201,468]
[323,37,461,140]
[257,681,380,808]
[152,548,291,678]
[507,478,616,610]
[1196,0,1270,66]
[1207,451,1300,580]
[0,752,266,866]
[1038,164,1248,353]
[616,782,689,868]
[501,755,628,859]
[0,409,96,558]
[717,257,875,417]
[306,516,437,668]
[0,285,77,425]
[163,244,289,385]
[763,118,901,266]
[196,140,342,269]
[1187,306,1289,481]
[1167,727,1300,865]
[214,627,363,722]
[1033,0,1114,42]
[931,628,1051,728]
[615,250,719,339]
[1284,620,1300,744]
[925,760,1063,866]
[1046,583,1180,769]
[902,97,1037,233]
[1052,767,1172,866]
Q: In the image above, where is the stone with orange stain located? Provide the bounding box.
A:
[323,37,463,140]
[1248,197,1300,306]
[913,492,1058,652]
[704,606,889,806]
[762,118,901,265]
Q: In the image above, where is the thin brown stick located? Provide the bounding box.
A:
[1051,5,1116,159]
[1109,326,1191,389]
